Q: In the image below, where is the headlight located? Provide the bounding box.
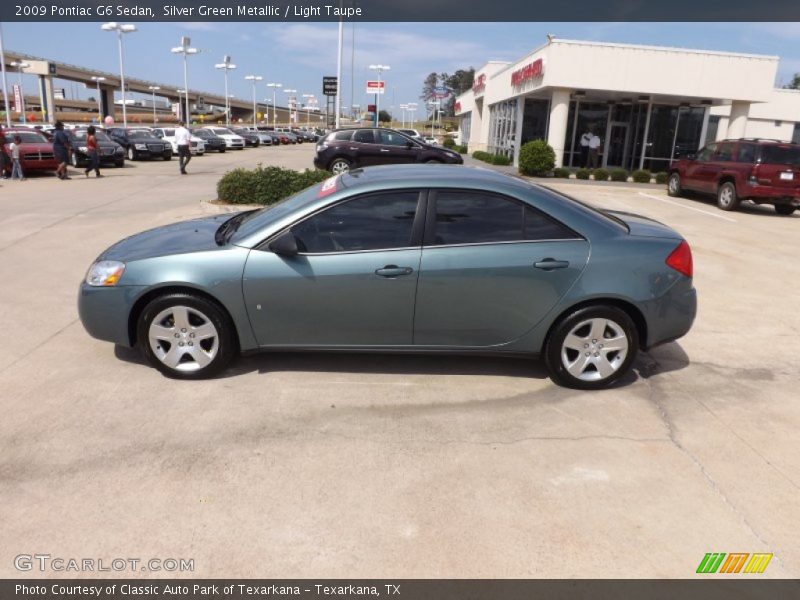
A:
[78,146,88,152]
[116,147,124,154]
[134,143,147,150]
[85,260,126,287]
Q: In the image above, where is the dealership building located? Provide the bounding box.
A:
[455,38,800,171]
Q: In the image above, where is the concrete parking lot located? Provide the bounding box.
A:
[1,145,798,578]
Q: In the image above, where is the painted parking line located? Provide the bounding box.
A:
[637,192,737,223]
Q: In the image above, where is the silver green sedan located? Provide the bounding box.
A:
[78,165,696,389]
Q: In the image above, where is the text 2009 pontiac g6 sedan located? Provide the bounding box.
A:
[78,165,696,389]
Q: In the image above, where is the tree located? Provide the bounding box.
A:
[420,72,439,103]
[378,110,392,123]
[784,73,800,89]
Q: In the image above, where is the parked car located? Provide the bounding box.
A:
[67,129,125,168]
[107,127,172,161]
[272,132,291,145]
[151,127,206,156]
[292,128,317,142]
[2,128,59,175]
[230,127,261,148]
[242,127,273,146]
[397,128,423,141]
[275,128,300,144]
[78,164,696,389]
[423,136,438,145]
[201,127,245,150]
[190,128,227,153]
[667,138,800,215]
[314,128,463,174]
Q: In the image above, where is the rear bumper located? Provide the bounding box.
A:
[742,184,800,204]
[642,281,697,350]
[313,155,326,170]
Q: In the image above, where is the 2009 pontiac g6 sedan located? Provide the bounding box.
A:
[78,165,697,389]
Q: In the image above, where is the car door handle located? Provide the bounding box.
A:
[375,265,413,277]
[534,259,570,270]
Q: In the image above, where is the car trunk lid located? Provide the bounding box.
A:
[605,210,683,240]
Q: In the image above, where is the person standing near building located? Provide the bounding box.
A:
[0,126,8,179]
[588,131,602,169]
[52,121,72,180]
[9,135,25,180]
[175,121,192,174]
[84,126,102,178]
[579,128,592,167]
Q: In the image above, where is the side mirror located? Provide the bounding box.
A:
[269,231,299,257]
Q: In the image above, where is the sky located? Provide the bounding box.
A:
[3,22,800,114]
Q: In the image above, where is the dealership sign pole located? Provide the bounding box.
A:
[367,65,389,126]
[0,23,10,128]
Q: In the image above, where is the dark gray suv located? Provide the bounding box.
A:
[314,128,464,173]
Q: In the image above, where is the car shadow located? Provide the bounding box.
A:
[115,342,691,384]
[680,191,798,217]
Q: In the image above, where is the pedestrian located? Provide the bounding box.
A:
[175,121,192,174]
[579,127,592,167]
[588,131,602,169]
[52,121,72,180]
[0,126,9,179]
[9,135,25,181]
[84,125,102,178]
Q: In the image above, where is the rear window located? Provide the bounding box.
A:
[760,145,800,166]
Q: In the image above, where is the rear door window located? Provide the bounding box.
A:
[735,143,757,163]
[379,130,410,146]
[760,145,800,166]
[353,129,376,144]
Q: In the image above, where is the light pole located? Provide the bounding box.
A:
[215,56,236,127]
[351,104,360,123]
[147,85,160,124]
[266,82,282,128]
[0,23,11,127]
[244,75,262,128]
[302,94,316,125]
[368,64,390,126]
[91,76,106,121]
[101,22,137,127]
[399,103,408,128]
[9,61,29,123]
[171,36,199,124]
[283,88,297,125]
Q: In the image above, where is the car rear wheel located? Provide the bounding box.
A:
[667,172,682,197]
[71,153,80,168]
[137,293,237,380]
[717,182,740,211]
[774,204,796,216]
[329,158,351,174]
[163,153,172,161]
[545,306,638,390]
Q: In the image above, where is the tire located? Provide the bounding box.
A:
[717,181,740,211]
[329,158,351,174]
[127,147,136,161]
[115,160,124,168]
[137,293,237,380]
[774,204,796,216]
[163,154,172,161]
[667,172,682,197]
[71,153,80,168]
[219,147,226,153]
[544,305,639,390]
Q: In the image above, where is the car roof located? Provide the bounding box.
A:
[341,164,531,192]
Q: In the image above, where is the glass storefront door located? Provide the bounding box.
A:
[605,122,630,168]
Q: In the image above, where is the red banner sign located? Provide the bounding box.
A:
[511,58,544,87]
[454,101,462,113]
[472,74,486,95]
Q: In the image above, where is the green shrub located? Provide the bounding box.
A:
[442,137,456,149]
[471,150,491,162]
[631,169,652,183]
[518,140,556,176]
[455,145,468,154]
[610,168,629,182]
[491,154,512,166]
[217,165,330,205]
[575,168,591,180]
[553,167,570,179]
[592,168,609,181]
[654,171,668,184]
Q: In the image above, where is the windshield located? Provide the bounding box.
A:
[159,129,176,137]
[760,145,800,166]
[193,130,211,137]
[9,131,47,143]
[71,130,111,141]
[211,128,232,135]
[128,130,152,139]
[231,180,334,243]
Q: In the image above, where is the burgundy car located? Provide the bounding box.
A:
[3,129,58,175]
[667,139,800,215]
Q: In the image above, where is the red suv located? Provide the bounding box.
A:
[667,139,800,215]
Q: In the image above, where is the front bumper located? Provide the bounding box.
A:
[78,283,147,347]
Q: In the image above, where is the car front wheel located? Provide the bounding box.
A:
[127,147,136,161]
[667,172,682,197]
[545,306,638,390]
[137,293,237,379]
[329,158,351,174]
[71,153,80,168]
[774,204,796,216]
[717,182,740,211]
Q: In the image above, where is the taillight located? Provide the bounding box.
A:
[666,240,693,278]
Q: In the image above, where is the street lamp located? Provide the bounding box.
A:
[283,88,297,125]
[101,22,137,127]
[244,75,263,128]
[90,76,106,121]
[302,94,316,125]
[9,61,29,123]
[214,56,236,127]
[368,64,390,126]
[266,82,282,128]
[147,85,160,124]
[171,36,199,123]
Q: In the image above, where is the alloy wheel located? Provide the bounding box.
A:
[330,160,350,174]
[148,305,219,373]
[560,317,629,382]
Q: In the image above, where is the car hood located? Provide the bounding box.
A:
[128,136,164,144]
[12,142,53,151]
[98,214,236,262]
[605,210,683,239]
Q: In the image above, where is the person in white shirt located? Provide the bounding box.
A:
[9,135,25,181]
[588,132,602,169]
[579,128,592,167]
[175,121,192,174]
